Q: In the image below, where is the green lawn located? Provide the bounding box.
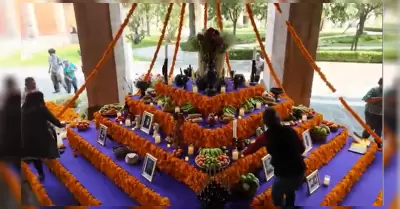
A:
[319,34,382,45]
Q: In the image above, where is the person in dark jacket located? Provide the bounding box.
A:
[22,91,63,181]
[244,108,306,207]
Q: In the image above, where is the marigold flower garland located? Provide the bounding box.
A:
[0,163,21,207]
[168,3,186,78]
[373,190,383,206]
[45,101,80,122]
[272,3,382,146]
[58,3,137,117]
[251,129,349,206]
[321,143,378,206]
[43,159,101,206]
[203,3,208,29]
[245,4,284,90]
[93,112,208,193]
[21,162,54,206]
[67,128,171,206]
[144,3,174,81]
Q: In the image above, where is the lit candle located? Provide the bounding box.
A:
[323,175,330,186]
[239,108,245,116]
[255,102,261,109]
[131,127,136,131]
[167,144,171,148]
[117,112,122,117]
[175,107,180,113]
[125,118,131,127]
[155,135,161,144]
[193,85,198,93]
[185,156,189,161]
[302,114,307,121]
[165,44,168,58]
[188,144,194,155]
[238,116,242,119]
[150,102,153,106]
[221,86,226,93]
[119,121,123,125]
[157,100,163,106]
[232,149,239,160]
[265,104,269,107]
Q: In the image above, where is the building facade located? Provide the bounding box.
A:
[0,1,76,38]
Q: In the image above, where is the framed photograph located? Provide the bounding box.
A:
[306,170,321,195]
[140,111,154,134]
[142,153,157,182]
[262,154,274,181]
[302,129,312,153]
[97,124,107,146]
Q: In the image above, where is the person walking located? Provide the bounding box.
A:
[48,48,66,93]
[63,60,78,93]
[361,78,383,146]
[243,108,306,208]
[21,91,64,181]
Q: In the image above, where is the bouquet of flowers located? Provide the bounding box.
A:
[187,28,235,63]
[134,73,163,89]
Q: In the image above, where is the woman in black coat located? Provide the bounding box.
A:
[22,91,63,181]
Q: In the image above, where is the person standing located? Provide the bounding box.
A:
[48,48,66,93]
[361,78,383,144]
[21,77,37,104]
[62,60,78,93]
[243,108,305,207]
[22,91,63,181]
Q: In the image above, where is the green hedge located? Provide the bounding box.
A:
[364,27,383,32]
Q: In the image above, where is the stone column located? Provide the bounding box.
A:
[264,3,322,106]
[21,3,39,38]
[74,3,126,119]
[0,0,20,38]
[53,3,67,34]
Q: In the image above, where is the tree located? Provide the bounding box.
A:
[324,3,382,50]
[143,4,153,36]
[157,4,181,43]
[221,1,243,35]
[123,3,145,44]
[251,3,268,21]
[188,3,196,38]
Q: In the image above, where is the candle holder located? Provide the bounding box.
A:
[188,144,194,156]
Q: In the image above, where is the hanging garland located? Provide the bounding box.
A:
[216,1,232,73]
[245,4,284,90]
[145,3,174,80]
[168,3,186,77]
[203,3,208,29]
[57,3,138,118]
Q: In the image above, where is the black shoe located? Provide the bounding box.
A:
[38,173,45,182]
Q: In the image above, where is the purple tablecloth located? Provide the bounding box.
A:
[172,78,247,96]
[383,155,398,205]
[58,139,139,206]
[74,125,200,209]
[29,163,78,206]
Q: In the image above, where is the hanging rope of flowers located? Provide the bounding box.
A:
[168,3,186,77]
[216,1,232,73]
[57,3,138,118]
[144,3,174,80]
[204,3,208,29]
[271,3,383,146]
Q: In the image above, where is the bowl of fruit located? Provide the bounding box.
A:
[195,148,230,171]
[76,121,90,131]
[310,125,330,144]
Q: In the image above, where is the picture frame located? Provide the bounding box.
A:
[97,124,107,146]
[140,111,154,134]
[302,129,312,154]
[142,153,158,182]
[306,170,321,195]
[262,154,274,181]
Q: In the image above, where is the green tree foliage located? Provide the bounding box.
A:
[323,3,382,50]
[156,4,182,42]
[251,3,268,21]
[221,1,243,35]
[124,3,146,44]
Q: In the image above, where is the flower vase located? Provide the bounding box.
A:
[215,53,225,78]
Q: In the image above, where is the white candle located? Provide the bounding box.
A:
[193,85,198,93]
[221,86,226,93]
[155,135,161,144]
[239,108,245,116]
[175,107,180,113]
[167,144,171,148]
[188,144,194,155]
[253,48,256,60]
[256,102,261,109]
[185,156,189,161]
[117,112,122,117]
[157,100,163,106]
[131,127,136,131]
[165,44,168,58]
[150,102,153,106]
[125,118,131,127]
[232,119,237,138]
[238,116,242,119]
[302,114,307,121]
[323,175,330,186]
[232,149,239,160]
[119,121,123,125]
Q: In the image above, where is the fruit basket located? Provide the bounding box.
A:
[99,103,123,116]
[310,125,330,144]
[195,148,230,171]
